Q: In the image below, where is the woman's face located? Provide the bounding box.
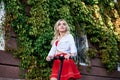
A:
[57,21,67,33]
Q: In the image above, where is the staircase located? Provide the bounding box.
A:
[80,58,120,80]
[0,51,24,80]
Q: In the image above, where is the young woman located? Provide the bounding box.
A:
[46,19,81,80]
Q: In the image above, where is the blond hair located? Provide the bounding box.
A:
[51,19,70,44]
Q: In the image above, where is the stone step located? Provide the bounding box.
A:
[0,77,25,80]
[0,64,21,79]
[0,51,19,66]
[0,51,21,79]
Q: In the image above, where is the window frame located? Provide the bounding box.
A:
[0,0,5,50]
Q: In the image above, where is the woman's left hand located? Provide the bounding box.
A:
[64,54,71,59]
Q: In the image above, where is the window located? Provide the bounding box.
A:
[0,0,5,50]
[76,34,89,66]
[118,63,120,71]
[114,0,117,3]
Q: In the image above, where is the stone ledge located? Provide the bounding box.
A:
[0,51,19,66]
[0,77,25,80]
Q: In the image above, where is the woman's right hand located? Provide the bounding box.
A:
[46,56,52,61]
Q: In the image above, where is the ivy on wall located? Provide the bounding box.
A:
[2,0,120,79]
[4,0,52,79]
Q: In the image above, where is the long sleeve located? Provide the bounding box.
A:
[69,34,77,56]
[48,42,56,56]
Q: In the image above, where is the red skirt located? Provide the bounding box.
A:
[50,54,81,80]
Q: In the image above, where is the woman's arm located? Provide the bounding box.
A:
[69,34,77,57]
[64,34,77,59]
[46,42,56,61]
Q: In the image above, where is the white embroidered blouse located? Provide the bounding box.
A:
[48,34,77,56]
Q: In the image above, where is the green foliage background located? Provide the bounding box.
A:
[1,0,120,79]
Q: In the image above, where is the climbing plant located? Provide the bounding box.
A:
[4,0,52,79]
[69,0,119,71]
[2,0,120,79]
